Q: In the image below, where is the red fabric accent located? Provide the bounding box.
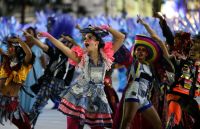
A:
[59,99,112,119]
[123,55,133,68]
[67,117,81,129]
[69,46,84,66]
[166,94,180,101]
[168,101,182,125]
[59,99,113,125]
[173,85,190,95]
[60,105,112,124]
[103,42,114,62]
[11,112,31,129]
[7,100,18,112]
[0,99,19,112]
[104,76,112,86]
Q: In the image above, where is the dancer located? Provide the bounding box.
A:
[20,27,45,112]
[38,25,125,129]
[25,31,76,128]
[140,15,200,129]
[165,32,200,129]
[118,15,175,129]
[154,12,200,129]
[0,35,34,129]
[119,34,163,129]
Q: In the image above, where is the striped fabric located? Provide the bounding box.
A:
[59,98,112,127]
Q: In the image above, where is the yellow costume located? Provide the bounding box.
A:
[0,64,32,85]
[0,64,32,96]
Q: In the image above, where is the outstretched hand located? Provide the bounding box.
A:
[137,15,145,25]
[37,32,51,38]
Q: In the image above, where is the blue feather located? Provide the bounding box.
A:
[50,14,74,39]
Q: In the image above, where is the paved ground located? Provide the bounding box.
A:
[2,108,66,129]
[1,70,122,129]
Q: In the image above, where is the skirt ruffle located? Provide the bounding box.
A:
[59,99,112,127]
[58,82,113,127]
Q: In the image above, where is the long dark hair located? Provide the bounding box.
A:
[2,35,28,74]
[27,27,37,38]
[3,46,25,75]
[174,31,193,56]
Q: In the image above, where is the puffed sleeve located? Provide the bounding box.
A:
[100,42,115,70]
[68,46,84,66]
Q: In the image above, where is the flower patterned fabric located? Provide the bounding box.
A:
[58,43,114,127]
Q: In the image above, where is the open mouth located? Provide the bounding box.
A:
[85,43,89,48]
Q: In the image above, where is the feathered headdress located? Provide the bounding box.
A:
[50,14,75,39]
[0,17,22,44]
[0,17,22,54]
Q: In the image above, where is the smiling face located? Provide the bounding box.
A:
[83,33,99,52]
[134,46,148,62]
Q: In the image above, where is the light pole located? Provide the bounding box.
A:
[122,0,127,18]
[21,0,26,24]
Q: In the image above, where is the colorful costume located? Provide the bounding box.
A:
[0,56,32,129]
[158,17,200,129]
[125,62,153,110]
[166,59,200,129]
[20,45,44,112]
[58,43,114,128]
[29,44,75,125]
[113,35,163,129]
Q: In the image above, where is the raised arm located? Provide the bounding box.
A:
[15,37,32,64]
[23,31,49,52]
[100,25,125,53]
[61,35,79,46]
[154,12,174,48]
[38,32,80,64]
[137,15,171,59]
